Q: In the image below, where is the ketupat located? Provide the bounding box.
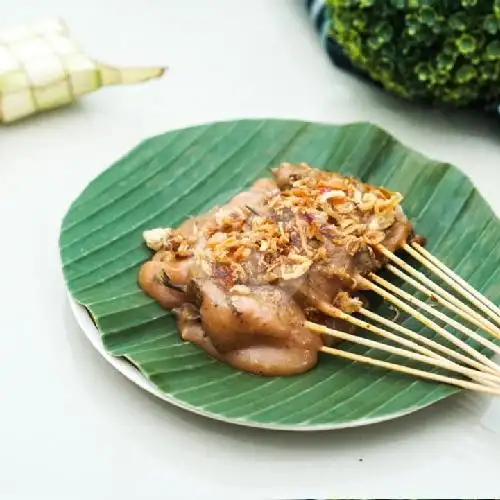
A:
[0,17,166,123]
[328,0,500,107]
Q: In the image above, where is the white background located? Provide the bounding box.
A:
[2,1,500,499]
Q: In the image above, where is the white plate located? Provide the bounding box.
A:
[68,294,171,401]
[67,293,437,431]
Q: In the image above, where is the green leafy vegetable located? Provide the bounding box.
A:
[328,0,500,107]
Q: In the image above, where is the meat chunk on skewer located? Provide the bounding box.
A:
[176,281,321,376]
[138,163,416,376]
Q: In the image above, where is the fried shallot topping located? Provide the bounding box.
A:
[144,163,405,298]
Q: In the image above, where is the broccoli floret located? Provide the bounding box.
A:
[328,0,500,107]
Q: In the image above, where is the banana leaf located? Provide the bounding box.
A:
[59,119,500,430]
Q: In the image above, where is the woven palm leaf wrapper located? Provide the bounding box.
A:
[0,17,166,123]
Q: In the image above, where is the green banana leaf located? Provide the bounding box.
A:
[59,119,500,430]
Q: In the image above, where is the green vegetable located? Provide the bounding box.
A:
[328,0,500,107]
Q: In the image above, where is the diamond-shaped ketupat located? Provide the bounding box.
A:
[0,17,166,123]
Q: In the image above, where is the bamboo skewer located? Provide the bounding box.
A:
[368,273,500,358]
[387,264,500,339]
[358,308,499,377]
[307,322,500,388]
[319,345,500,397]
[317,302,499,379]
[360,278,500,376]
[376,244,500,339]
[404,243,500,327]
[411,242,500,319]
[329,307,447,360]
[305,240,500,396]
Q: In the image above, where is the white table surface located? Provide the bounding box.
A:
[2,1,500,499]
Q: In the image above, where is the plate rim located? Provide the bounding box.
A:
[67,292,439,431]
